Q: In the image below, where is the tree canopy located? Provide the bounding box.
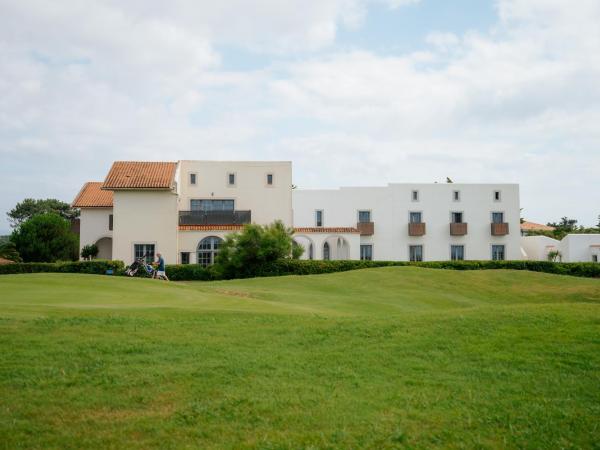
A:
[10,213,78,262]
[7,198,79,228]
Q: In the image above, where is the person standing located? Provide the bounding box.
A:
[154,252,169,281]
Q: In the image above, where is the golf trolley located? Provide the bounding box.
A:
[125,254,156,277]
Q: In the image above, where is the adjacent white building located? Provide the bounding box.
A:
[521,234,600,262]
[72,159,599,265]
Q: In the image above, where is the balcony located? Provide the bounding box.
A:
[408,222,426,236]
[450,222,468,236]
[491,222,509,236]
[357,221,374,236]
[179,210,251,226]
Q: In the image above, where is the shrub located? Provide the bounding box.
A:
[164,264,216,281]
[0,260,124,275]
[81,244,99,260]
[0,241,22,262]
[10,213,78,262]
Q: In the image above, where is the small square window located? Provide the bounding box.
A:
[409,212,422,223]
[190,173,196,185]
[453,190,460,201]
[267,174,273,185]
[492,212,504,223]
[180,252,190,264]
[412,190,419,201]
[134,244,155,264]
[451,212,463,223]
[315,210,323,227]
[593,255,598,263]
[494,190,501,201]
[358,210,371,223]
[451,245,465,261]
[228,173,236,185]
[409,245,423,262]
[492,245,505,261]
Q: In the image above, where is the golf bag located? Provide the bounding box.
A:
[125,255,155,277]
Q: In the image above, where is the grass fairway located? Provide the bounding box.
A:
[1,267,599,449]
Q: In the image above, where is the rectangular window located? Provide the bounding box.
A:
[228,173,236,186]
[134,244,155,264]
[412,190,419,201]
[409,245,423,262]
[190,173,196,185]
[593,255,598,263]
[453,190,460,201]
[108,214,113,231]
[190,199,235,211]
[315,210,323,227]
[451,245,465,261]
[267,173,273,185]
[494,190,501,201]
[180,252,190,264]
[360,244,373,261]
[409,212,422,223]
[492,245,505,261]
[451,212,463,223]
[358,210,371,223]
[492,212,504,223]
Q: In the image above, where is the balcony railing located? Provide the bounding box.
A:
[491,222,509,236]
[179,210,251,226]
[357,221,374,236]
[408,222,426,236]
[450,222,468,236]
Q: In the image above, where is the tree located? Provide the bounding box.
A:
[81,244,99,260]
[597,214,600,230]
[10,213,78,262]
[547,250,562,262]
[0,241,22,262]
[215,221,302,278]
[7,198,79,228]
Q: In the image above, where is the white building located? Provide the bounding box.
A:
[73,160,523,265]
[521,234,600,262]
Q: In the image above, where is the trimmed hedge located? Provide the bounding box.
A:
[0,260,124,275]
[165,264,216,281]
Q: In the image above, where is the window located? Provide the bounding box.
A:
[409,212,422,223]
[593,255,598,263]
[360,244,373,261]
[412,190,419,201]
[492,245,505,261]
[197,236,223,267]
[451,212,463,223]
[453,190,460,201]
[190,173,197,185]
[315,210,323,227]
[267,173,273,185]
[190,199,234,211]
[180,252,190,264]
[228,173,236,186]
[451,245,465,261]
[494,190,501,201]
[409,245,423,262]
[492,212,504,223]
[134,244,155,264]
[108,214,113,231]
[323,242,330,260]
[358,210,371,223]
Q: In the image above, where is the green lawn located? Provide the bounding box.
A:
[1,267,599,449]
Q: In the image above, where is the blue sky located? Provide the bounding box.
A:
[1,0,600,234]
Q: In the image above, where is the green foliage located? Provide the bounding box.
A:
[215,221,301,278]
[547,250,562,262]
[81,244,99,260]
[7,198,79,228]
[10,213,79,262]
[164,264,216,281]
[0,260,124,275]
[540,216,600,239]
[0,240,22,262]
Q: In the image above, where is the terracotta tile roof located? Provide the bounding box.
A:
[179,225,244,231]
[294,227,360,234]
[72,182,113,208]
[521,221,555,231]
[102,161,177,190]
[0,257,16,265]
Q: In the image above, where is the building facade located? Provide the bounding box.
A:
[73,160,525,265]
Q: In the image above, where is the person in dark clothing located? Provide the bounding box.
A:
[154,252,169,281]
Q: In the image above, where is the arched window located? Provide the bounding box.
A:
[323,242,330,260]
[197,236,223,266]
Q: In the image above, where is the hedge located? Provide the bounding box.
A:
[0,260,124,275]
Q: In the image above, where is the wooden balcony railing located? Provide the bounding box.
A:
[357,221,374,236]
[408,222,426,236]
[491,222,509,236]
[450,222,468,236]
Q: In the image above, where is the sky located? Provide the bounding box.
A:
[1,0,599,234]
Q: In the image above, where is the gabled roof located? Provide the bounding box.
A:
[102,161,177,190]
[521,221,555,231]
[72,182,113,208]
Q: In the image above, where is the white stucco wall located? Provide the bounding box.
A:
[112,190,178,264]
[78,208,113,258]
[520,235,560,261]
[293,183,521,261]
[560,234,600,262]
[177,161,293,226]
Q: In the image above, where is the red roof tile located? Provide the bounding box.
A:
[72,182,113,208]
[102,161,177,190]
[521,221,555,231]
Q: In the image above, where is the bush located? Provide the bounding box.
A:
[0,241,22,262]
[164,264,216,281]
[0,260,124,275]
[81,244,99,260]
[10,213,78,262]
